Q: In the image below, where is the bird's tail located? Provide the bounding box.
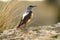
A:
[17,21,23,28]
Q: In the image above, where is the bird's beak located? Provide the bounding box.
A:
[32,6,36,7]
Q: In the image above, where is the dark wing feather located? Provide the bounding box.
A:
[22,11,32,24]
[17,11,32,28]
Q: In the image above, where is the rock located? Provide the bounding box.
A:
[0,23,60,40]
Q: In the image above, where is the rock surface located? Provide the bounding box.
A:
[0,23,60,40]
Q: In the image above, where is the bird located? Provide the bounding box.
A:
[16,5,36,29]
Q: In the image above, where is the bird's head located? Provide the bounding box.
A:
[29,5,36,8]
[27,5,36,11]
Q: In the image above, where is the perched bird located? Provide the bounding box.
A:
[17,5,36,28]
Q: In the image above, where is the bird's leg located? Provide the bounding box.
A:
[26,19,31,24]
[23,24,29,34]
[24,24,27,30]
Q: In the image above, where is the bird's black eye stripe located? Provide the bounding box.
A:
[30,6,33,7]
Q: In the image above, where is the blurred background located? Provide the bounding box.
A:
[0,0,60,31]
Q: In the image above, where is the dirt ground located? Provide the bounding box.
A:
[0,23,60,40]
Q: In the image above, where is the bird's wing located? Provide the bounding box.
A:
[22,12,29,20]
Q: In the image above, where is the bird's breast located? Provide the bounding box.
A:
[30,13,33,19]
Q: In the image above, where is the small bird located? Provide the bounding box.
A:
[17,5,36,28]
